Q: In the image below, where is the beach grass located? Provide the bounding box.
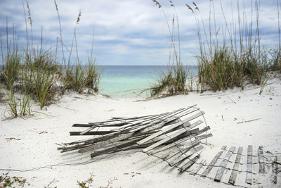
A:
[150,1,189,97]
[0,0,100,114]
[2,52,20,90]
[184,0,279,92]
[63,62,99,94]
[151,64,188,96]
[22,51,58,109]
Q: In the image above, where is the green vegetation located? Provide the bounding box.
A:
[151,64,188,96]
[22,52,58,109]
[150,0,281,96]
[198,48,266,91]
[185,0,280,92]
[0,173,28,187]
[85,61,99,92]
[0,0,100,117]
[150,1,189,97]
[7,91,18,118]
[2,52,20,90]
[77,174,94,188]
[7,91,31,118]
[63,62,99,93]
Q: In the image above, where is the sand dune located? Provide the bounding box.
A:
[0,78,281,187]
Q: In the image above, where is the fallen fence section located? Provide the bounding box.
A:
[58,106,211,171]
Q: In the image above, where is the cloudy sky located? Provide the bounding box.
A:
[0,0,280,65]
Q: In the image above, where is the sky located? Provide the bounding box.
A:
[0,0,280,65]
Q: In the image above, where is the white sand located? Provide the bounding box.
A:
[0,77,281,187]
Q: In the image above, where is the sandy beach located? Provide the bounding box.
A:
[1,76,281,188]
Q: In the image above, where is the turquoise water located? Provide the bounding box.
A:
[98,65,198,97]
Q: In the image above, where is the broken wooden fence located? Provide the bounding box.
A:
[58,105,212,174]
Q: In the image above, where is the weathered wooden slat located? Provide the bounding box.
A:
[142,127,200,153]
[72,123,94,127]
[169,145,204,167]
[158,131,210,164]
[258,146,265,174]
[190,160,206,175]
[246,145,253,185]
[195,133,213,140]
[138,119,203,145]
[201,146,226,177]
[135,107,199,133]
[148,120,206,155]
[153,140,200,161]
[90,137,143,158]
[69,131,115,136]
[78,132,135,153]
[149,134,198,156]
[228,146,243,185]
[165,142,201,165]
[179,154,200,173]
[137,121,185,145]
[214,146,236,182]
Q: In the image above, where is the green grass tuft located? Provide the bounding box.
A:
[151,64,188,97]
[2,52,20,90]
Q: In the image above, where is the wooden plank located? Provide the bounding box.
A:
[137,121,185,145]
[201,147,226,177]
[166,142,201,165]
[150,121,210,155]
[245,145,253,185]
[136,108,201,133]
[214,146,236,182]
[69,131,115,136]
[72,123,93,127]
[258,146,265,174]
[228,146,243,185]
[90,137,142,158]
[137,120,203,145]
[196,133,213,140]
[169,145,204,167]
[78,132,135,153]
[131,108,194,133]
[179,154,200,173]
[155,140,200,161]
[148,131,201,156]
[142,127,201,153]
[190,160,206,175]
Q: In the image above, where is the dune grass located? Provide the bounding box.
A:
[23,52,58,108]
[0,0,100,115]
[183,0,278,92]
[150,1,189,97]
[198,47,267,91]
[63,62,99,94]
[7,91,31,118]
[2,52,20,90]
[151,64,188,97]
[85,61,99,92]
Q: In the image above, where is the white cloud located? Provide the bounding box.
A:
[0,0,280,65]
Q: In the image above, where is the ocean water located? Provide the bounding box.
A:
[98,65,198,97]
